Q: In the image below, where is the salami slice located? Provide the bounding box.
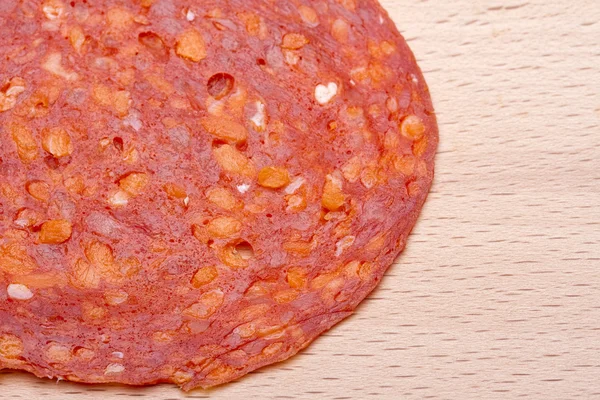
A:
[0,0,438,390]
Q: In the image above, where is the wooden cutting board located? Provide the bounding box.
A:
[2,1,599,399]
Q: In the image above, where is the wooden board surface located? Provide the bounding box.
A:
[2,0,599,399]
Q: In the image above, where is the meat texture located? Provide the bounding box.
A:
[0,0,438,390]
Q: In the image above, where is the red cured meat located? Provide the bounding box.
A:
[0,0,438,390]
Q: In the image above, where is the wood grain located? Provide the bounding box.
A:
[2,0,599,398]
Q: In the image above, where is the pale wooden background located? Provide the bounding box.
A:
[2,1,599,399]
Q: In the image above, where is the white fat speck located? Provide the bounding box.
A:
[42,53,79,81]
[43,5,63,20]
[335,236,356,257]
[7,284,33,300]
[105,363,125,375]
[379,15,384,25]
[250,101,266,128]
[207,98,225,116]
[186,10,195,21]
[327,173,344,190]
[112,352,124,359]
[349,79,356,86]
[14,219,28,228]
[410,74,419,84]
[315,82,338,105]
[6,84,25,98]
[123,111,142,131]
[285,177,306,195]
[183,196,190,206]
[237,184,250,194]
[108,190,129,207]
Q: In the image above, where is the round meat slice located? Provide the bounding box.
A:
[0,0,438,390]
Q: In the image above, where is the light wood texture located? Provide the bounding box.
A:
[2,1,599,398]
